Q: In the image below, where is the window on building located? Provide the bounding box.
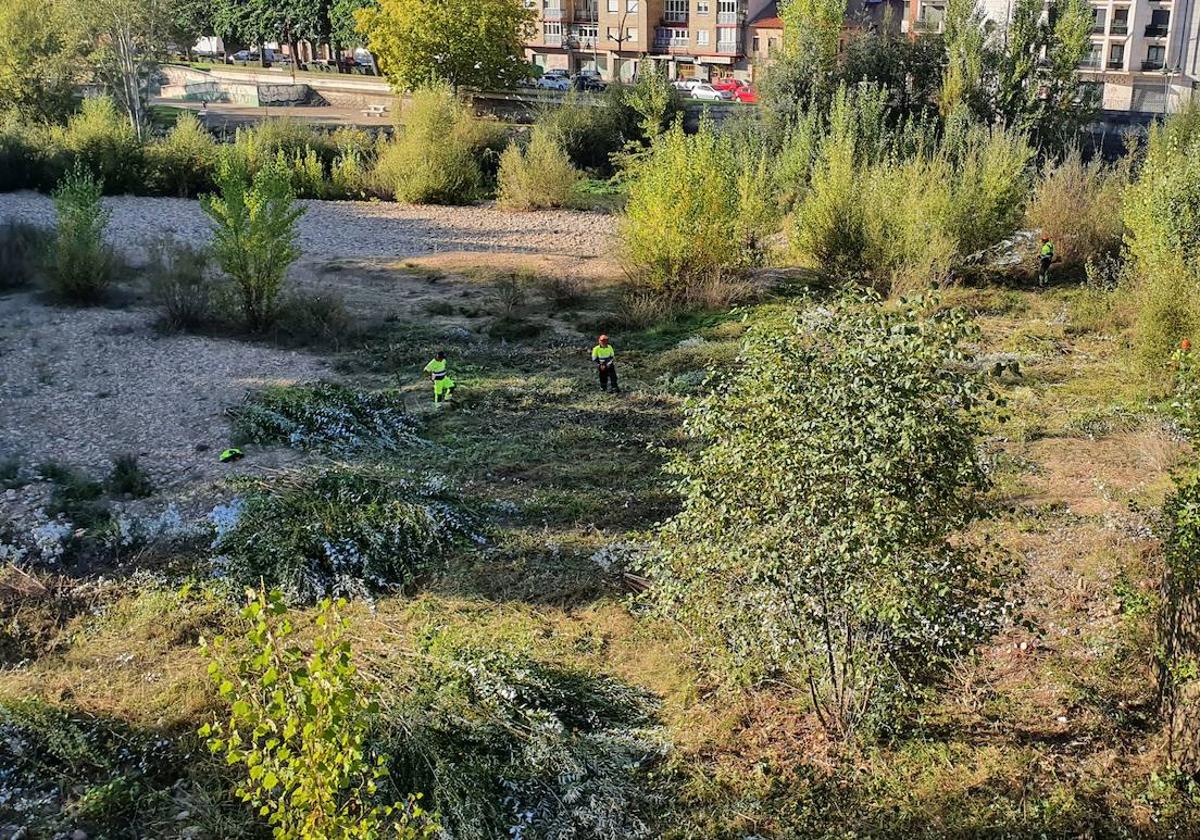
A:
[627,27,638,42]
[1091,7,1105,33]
[665,0,688,22]
[1145,43,1166,69]
[717,0,737,23]
[752,34,760,53]
[1111,7,1128,34]
[698,0,710,12]
[1147,9,1169,37]
[544,21,562,44]
[767,36,777,57]
[697,29,710,45]
[608,0,618,10]
[1108,43,1124,69]
[1082,42,1101,67]
[626,0,638,11]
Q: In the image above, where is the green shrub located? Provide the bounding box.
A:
[374,85,502,205]
[0,220,52,291]
[201,591,436,838]
[330,149,371,199]
[46,165,115,304]
[145,111,217,197]
[222,118,337,176]
[229,381,422,454]
[496,125,581,211]
[281,146,326,198]
[1124,103,1200,369]
[146,236,214,330]
[105,454,153,499]
[622,62,682,143]
[621,121,775,304]
[0,118,59,191]
[639,294,1017,737]
[201,159,304,331]
[212,468,467,602]
[537,93,628,173]
[1026,148,1127,272]
[273,291,356,349]
[55,97,143,194]
[381,629,668,840]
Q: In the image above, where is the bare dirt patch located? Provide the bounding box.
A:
[0,293,327,504]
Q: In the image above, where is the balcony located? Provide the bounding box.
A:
[1145,25,1168,37]
[717,38,741,54]
[566,35,598,49]
[1107,59,1124,70]
[1080,58,1101,69]
[545,33,563,45]
[716,11,741,24]
[912,18,945,33]
[663,11,688,23]
[543,6,566,20]
[1110,23,1128,34]
[653,29,690,51]
[576,4,599,21]
[1142,59,1165,70]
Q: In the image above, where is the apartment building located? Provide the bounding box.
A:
[1078,0,1200,112]
[524,0,751,82]
[907,0,1199,113]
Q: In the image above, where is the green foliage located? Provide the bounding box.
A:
[621,121,775,302]
[787,88,1033,293]
[640,295,1017,737]
[0,0,76,123]
[1026,148,1127,271]
[55,97,143,194]
[230,382,422,454]
[373,85,501,205]
[497,126,580,211]
[381,628,668,839]
[146,111,217,197]
[622,62,681,142]
[147,236,214,331]
[201,159,305,331]
[535,94,628,174]
[0,220,52,291]
[1125,103,1200,369]
[761,0,847,114]
[105,454,153,499]
[47,164,115,304]
[359,0,534,91]
[201,591,437,839]
[274,291,357,349]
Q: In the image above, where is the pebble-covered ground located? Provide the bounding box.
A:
[0,192,618,261]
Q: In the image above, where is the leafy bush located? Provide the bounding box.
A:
[201,159,305,331]
[0,118,58,191]
[497,126,580,211]
[374,85,503,205]
[0,220,52,291]
[622,62,682,143]
[55,97,143,194]
[230,381,421,454]
[46,165,115,304]
[146,236,214,330]
[1124,103,1200,369]
[621,121,775,304]
[145,111,217,197]
[212,468,467,602]
[201,591,436,838]
[639,295,1018,737]
[381,629,668,840]
[536,93,629,174]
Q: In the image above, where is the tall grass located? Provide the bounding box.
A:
[1026,148,1128,272]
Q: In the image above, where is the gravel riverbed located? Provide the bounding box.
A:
[0,192,618,261]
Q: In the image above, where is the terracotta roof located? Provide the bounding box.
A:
[749,1,783,28]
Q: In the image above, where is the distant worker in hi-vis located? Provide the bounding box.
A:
[424,351,455,404]
[591,334,619,393]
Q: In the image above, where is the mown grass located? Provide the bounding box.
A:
[3,273,1200,836]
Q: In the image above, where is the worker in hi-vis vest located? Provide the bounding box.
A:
[1038,236,1056,286]
[423,351,455,404]
[591,334,619,393]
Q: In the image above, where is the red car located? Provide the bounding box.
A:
[733,86,758,104]
[712,78,746,93]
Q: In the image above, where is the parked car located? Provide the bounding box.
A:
[712,78,746,93]
[536,75,571,91]
[672,79,702,92]
[733,86,758,104]
[572,74,606,92]
[690,83,734,101]
[544,68,570,79]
